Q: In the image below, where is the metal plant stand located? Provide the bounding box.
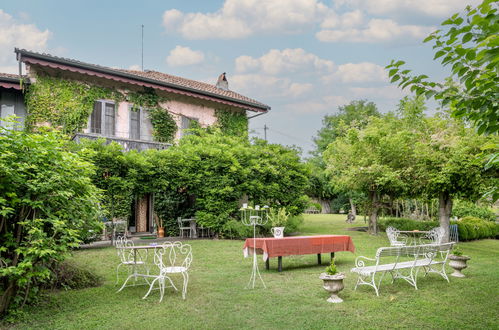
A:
[241,204,269,289]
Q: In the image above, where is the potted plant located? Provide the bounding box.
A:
[448,245,470,277]
[154,214,165,238]
[319,259,345,303]
[268,207,289,238]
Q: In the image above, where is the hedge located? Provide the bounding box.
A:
[379,217,499,241]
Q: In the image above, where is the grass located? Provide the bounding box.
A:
[7,214,499,329]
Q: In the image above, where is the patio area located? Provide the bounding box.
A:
[9,214,499,329]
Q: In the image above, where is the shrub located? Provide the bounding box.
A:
[47,260,103,290]
[453,216,499,241]
[378,217,439,232]
[452,200,496,222]
[309,202,322,213]
[221,219,255,239]
[0,128,101,315]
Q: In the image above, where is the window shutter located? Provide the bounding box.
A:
[104,102,115,136]
[90,102,102,133]
[129,106,140,140]
[0,104,15,129]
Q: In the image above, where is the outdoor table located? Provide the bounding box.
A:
[117,243,172,292]
[397,230,430,245]
[243,235,355,272]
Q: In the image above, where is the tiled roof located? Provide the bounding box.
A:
[120,69,269,109]
[15,49,270,111]
[0,72,20,80]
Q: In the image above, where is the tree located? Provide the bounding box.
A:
[324,115,417,234]
[0,128,101,315]
[386,0,498,135]
[411,115,496,241]
[313,100,381,155]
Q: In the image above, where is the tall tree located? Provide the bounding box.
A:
[324,114,417,234]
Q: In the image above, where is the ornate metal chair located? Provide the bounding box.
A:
[421,227,445,245]
[115,236,147,285]
[178,217,192,238]
[386,227,407,247]
[143,242,193,302]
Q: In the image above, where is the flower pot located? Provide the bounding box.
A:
[320,273,345,303]
[157,227,165,238]
[271,227,285,238]
[449,255,470,277]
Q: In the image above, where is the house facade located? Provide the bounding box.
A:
[1,48,270,235]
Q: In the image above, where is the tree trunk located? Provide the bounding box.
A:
[349,198,357,217]
[438,191,452,243]
[368,191,379,235]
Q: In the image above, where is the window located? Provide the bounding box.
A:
[129,106,141,140]
[89,101,115,136]
[180,115,198,137]
[0,90,26,130]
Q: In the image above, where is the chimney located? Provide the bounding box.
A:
[216,72,229,91]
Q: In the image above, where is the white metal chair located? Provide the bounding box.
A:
[115,236,147,286]
[178,217,191,238]
[142,242,193,302]
[386,227,408,247]
[420,227,445,245]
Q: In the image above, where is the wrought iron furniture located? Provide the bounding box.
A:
[350,242,454,296]
[420,227,445,245]
[449,224,459,243]
[386,227,408,246]
[178,217,192,238]
[142,242,193,302]
[114,236,148,286]
[243,235,355,272]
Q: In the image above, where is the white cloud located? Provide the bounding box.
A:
[285,95,350,114]
[0,10,51,69]
[316,18,433,43]
[235,48,334,75]
[335,0,481,17]
[335,62,387,83]
[231,73,308,99]
[162,0,329,39]
[166,46,205,67]
[321,10,364,29]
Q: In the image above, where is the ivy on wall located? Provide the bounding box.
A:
[24,75,177,142]
[129,89,177,143]
[215,109,248,137]
[25,75,123,135]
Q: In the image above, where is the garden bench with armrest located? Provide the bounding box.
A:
[350,242,454,296]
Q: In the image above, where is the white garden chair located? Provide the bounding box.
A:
[143,241,193,302]
[386,227,408,247]
[115,236,147,285]
[178,217,192,238]
[420,227,445,245]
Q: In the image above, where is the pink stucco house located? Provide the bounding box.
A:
[1,49,269,150]
[0,48,270,234]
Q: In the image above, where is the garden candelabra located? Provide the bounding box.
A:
[241,204,269,289]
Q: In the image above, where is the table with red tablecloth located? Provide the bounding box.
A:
[243,235,355,272]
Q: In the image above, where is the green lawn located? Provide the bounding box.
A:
[8,215,499,329]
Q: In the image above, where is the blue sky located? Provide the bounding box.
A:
[0,0,480,154]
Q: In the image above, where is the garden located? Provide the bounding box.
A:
[3,214,499,329]
[1,1,498,328]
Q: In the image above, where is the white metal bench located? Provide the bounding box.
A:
[350,243,454,296]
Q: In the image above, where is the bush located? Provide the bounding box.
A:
[378,217,439,232]
[221,219,256,239]
[453,216,499,241]
[309,202,322,213]
[452,200,496,222]
[47,261,103,290]
[0,128,101,315]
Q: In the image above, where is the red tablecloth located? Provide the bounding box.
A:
[243,235,355,261]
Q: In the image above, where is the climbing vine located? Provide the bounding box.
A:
[25,75,123,134]
[24,75,177,142]
[215,109,248,137]
[128,89,177,143]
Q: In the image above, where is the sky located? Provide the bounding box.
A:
[0,0,481,155]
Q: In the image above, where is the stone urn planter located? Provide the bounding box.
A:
[449,255,471,277]
[320,273,345,303]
